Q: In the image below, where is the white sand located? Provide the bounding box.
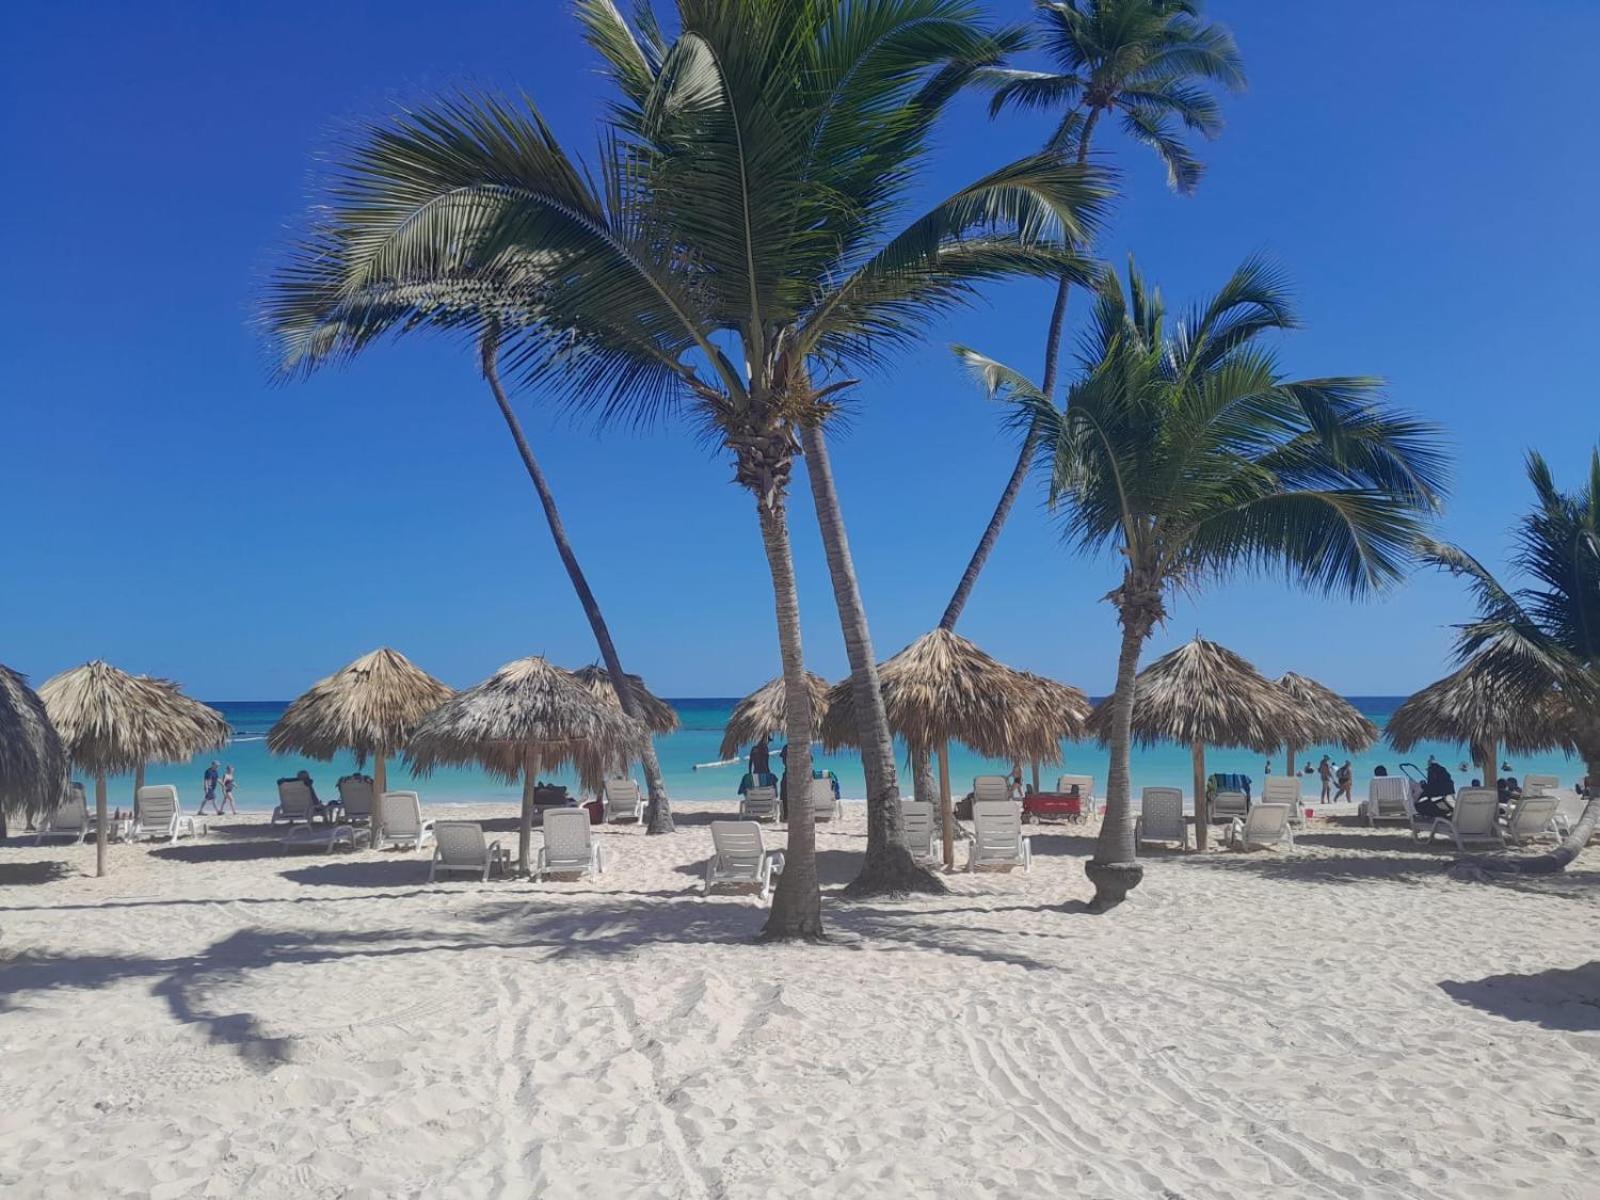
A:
[2,802,1598,1199]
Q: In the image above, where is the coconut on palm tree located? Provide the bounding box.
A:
[959,258,1447,907]
[264,0,1109,937]
[942,0,1244,630]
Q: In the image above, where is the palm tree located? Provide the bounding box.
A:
[264,0,1108,937]
[1420,452,1600,869]
[941,0,1244,630]
[958,258,1448,908]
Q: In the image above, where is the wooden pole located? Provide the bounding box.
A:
[1285,742,1297,777]
[134,763,145,812]
[372,753,388,846]
[95,772,107,878]
[1030,760,1041,795]
[938,742,954,869]
[1192,741,1209,851]
[518,745,541,876]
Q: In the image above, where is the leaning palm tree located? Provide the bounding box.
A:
[959,258,1448,908]
[264,0,1109,937]
[942,0,1245,630]
[1419,450,1600,870]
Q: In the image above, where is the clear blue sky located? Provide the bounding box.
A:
[4,1,1597,700]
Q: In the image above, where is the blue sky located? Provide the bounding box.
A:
[4,1,1597,700]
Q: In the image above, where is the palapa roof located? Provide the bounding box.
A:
[404,656,647,782]
[39,660,231,775]
[1086,637,1305,753]
[1275,672,1378,751]
[818,629,1087,763]
[1386,654,1569,758]
[268,647,453,764]
[0,664,67,820]
[718,671,831,759]
[569,665,679,734]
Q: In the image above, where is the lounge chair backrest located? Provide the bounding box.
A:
[971,799,1023,862]
[542,809,594,868]
[1504,793,1559,838]
[277,779,315,819]
[1055,774,1094,799]
[1552,790,1588,828]
[434,821,488,863]
[50,784,90,832]
[1139,788,1184,839]
[742,785,779,820]
[379,791,424,836]
[809,776,836,818]
[1452,789,1500,836]
[1244,803,1290,841]
[604,778,641,804]
[1368,776,1411,817]
[337,775,375,818]
[901,800,936,859]
[137,785,178,828]
[973,775,1011,803]
[710,820,766,876]
[1262,776,1300,806]
[1522,773,1560,797]
[1212,790,1249,819]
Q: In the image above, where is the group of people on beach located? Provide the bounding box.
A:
[197,760,237,815]
[1265,754,1354,803]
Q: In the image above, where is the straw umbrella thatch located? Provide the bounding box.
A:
[1274,672,1378,774]
[39,661,231,876]
[268,648,453,842]
[1086,637,1305,848]
[820,629,1089,866]
[569,665,679,734]
[0,664,67,838]
[404,656,648,873]
[1387,654,1567,784]
[718,672,831,761]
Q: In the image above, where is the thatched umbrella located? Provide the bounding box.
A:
[820,629,1089,866]
[268,648,453,843]
[1274,672,1378,774]
[0,664,67,838]
[39,661,230,876]
[569,665,679,734]
[718,671,831,761]
[1387,654,1566,785]
[1086,638,1304,848]
[404,656,647,874]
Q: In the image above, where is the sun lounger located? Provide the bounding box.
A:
[1210,789,1249,823]
[973,775,1012,804]
[809,776,843,823]
[273,778,330,825]
[739,784,780,823]
[336,774,375,824]
[131,785,200,842]
[282,823,369,853]
[1500,793,1561,845]
[429,821,509,881]
[602,778,645,824]
[1551,790,1592,840]
[1262,775,1303,826]
[1055,774,1098,817]
[1135,787,1189,851]
[535,808,605,881]
[374,791,436,851]
[1522,773,1560,797]
[1223,803,1293,852]
[1419,788,1500,852]
[704,820,785,899]
[967,799,1032,872]
[1363,776,1412,826]
[901,799,938,865]
[35,783,91,844]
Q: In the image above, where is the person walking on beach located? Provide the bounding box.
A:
[1317,755,1333,803]
[198,760,221,814]
[220,765,238,814]
[1335,760,1353,803]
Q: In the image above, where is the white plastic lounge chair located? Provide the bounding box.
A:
[374,791,436,851]
[429,822,509,881]
[1363,776,1412,826]
[336,775,375,824]
[131,785,199,842]
[1551,790,1592,839]
[1224,803,1294,852]
[282,823,369,853]
[809,776,843,823]
[1262,775,1304,826]
[1135,787,1189,851]
[535,808,605,881]
[1420,788,1501,852]
[1500,793,1561,845]
[602,778,645,824]
[967,800,1032,873]
[272,778,327,825]
[704,820,785,899]
[1522,773,1560,797]
[739,784,780,823]
[901,799,938,865]
[973,774,1012,804]
[1210,789,1249,823]
[1055,774,1098,817]
[35,783,91,844]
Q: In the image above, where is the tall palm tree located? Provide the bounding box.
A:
[958,258,1448,908]
[264,0,1108,937]
[941,0,1244,630]
[1421,452,1600,869]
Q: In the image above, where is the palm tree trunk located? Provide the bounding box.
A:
[798,423,941,897]
[939,113,1101,630]
[911,746,938,806]
[755,495,824,941]
[481,332,673,834]
[1086,612,1148,908]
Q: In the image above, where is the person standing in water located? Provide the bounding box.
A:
[198,760,221,814]
[220,765,238,814]
[1317,755,1333,803]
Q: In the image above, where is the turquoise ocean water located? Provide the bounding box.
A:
[100,697,1587,813]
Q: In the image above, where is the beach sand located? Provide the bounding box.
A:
[2,802,1597,1198]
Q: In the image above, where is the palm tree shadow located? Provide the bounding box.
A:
[0,860,74,886]
[1439,961,1600,1032]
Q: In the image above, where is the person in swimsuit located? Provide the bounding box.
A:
[1335,760,1353,803]
[220,765,238,814]
[1317,755,1333,803]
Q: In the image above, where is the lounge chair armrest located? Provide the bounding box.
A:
[766,850,786,875]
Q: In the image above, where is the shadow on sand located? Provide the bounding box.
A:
[1439,961,1600,1032]
[0,860,75,887]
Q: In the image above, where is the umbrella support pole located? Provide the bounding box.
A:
[1192,741,1209,851]
[134,763,144,813]
[95,772,107,878]
[372,755,388,846]
[938,743,954,870]
[1030,760,1040,796]
[518,747,541,876]
[1285,743,1296,777]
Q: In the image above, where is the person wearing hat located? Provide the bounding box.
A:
[198,760,222,814]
